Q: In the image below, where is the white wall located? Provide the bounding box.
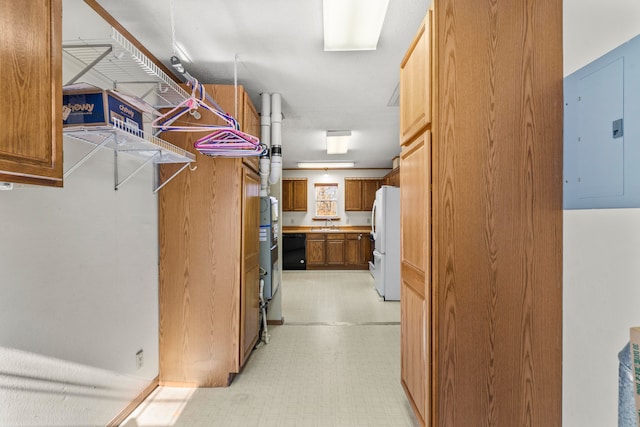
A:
[0,140,159,426]
[563,1,640,426]
[282,169,390,227]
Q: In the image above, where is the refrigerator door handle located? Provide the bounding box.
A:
[371,199,378,239]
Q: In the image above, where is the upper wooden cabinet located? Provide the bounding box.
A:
[345,178,381,211]
[400,2,562,426]
[383,167,400,187]
[400,12,431,146]
[0,0,63,187]
[241,91,260,172]
[282,178,308,211]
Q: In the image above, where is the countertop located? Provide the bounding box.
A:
[282,226,372,234]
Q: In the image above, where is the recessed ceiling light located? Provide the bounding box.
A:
[298,162,355,169]
[323,0,390,51]
[326,130,351,154]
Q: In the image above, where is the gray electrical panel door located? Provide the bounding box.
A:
[576,58,624,199]
[564,33,640,209]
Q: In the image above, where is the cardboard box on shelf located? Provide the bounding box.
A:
[62,83,143,132]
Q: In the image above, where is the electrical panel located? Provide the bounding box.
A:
[564,34,640,209]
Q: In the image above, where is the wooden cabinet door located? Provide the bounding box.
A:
[326,234,345,265]
[0,0,63,187]
[400,131,430,424]
[306,234,326,266]
[400,10,431,146]
[344,179,363,211]
[362,180,380,211]
[282,179,307,211]
[241,166,261,366]
[387,168,400,187]
[345,234,360,266]
[292,179,308,211]
[282,180,293,211]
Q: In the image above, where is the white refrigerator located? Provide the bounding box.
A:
[370,186,400,300]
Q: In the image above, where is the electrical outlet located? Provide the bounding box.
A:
[366,217,371,224]
[136,349,144,370]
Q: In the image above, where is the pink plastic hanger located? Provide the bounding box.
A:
[151,81,238,132]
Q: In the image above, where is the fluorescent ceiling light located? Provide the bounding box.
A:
[326,130,351,154]
[298,162,355,169]
[323,0,390,51]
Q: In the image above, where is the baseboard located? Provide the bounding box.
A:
[267,317,285,325]
[107,376,159,427]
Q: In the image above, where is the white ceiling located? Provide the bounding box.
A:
[74,0,430,169]
[64,0,640,169]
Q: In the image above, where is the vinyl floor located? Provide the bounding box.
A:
[122,270,419,427]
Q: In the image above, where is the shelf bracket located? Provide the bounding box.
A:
[63,44,113,85]
[153,162,191,194]
[63,136,113,178]
[114,150,160,191]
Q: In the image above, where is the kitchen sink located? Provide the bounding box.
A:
[310,228,342,232]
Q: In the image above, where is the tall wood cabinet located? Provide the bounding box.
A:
[0,0,63,187]
[399,2,563,426]
[158,84,261,387]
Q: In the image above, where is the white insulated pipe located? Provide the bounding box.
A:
[259,93,272,196]
[269,93,282,185]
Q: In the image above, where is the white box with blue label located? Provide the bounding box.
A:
[62,83,144,132]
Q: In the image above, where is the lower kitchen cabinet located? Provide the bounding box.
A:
[306,233,326,266]
[345,233,372,268]
[326,234,345,265]
[306,232,370,269]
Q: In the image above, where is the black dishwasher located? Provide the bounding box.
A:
[283,233,306,270]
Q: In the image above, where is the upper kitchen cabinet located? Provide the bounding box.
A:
[0,0,63,187]
[242,91,261,171]
[282,178,308,211]
[399,11,431,146]
[344,178,381,211]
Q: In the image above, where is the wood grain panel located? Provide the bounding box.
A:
[344,179,362,211]
[0,0,62,186]
[400,130,431,427]
[434,0,563,425]
[400,11,431,146]
[241,167,261,366]
[345,234,360,266]
[326,235,345,265]
[400,132,430,275]
[159,84,260,387]
[292,179,308,211]
[241,92,260,173]
[401,280,428,425]
[306,235,326,266]
[362,180,381,211]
